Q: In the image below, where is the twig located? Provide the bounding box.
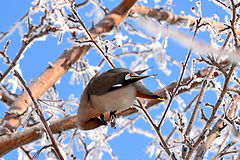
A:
[0,40,11,65]
[183,30,232,159]
[228,87,240,95]
[184,67,216,136]
[185,64,236,160]
[32,145,53,160]
[230,0,240,47]
[0,0,137,136]
[0,13,28,42]
[211,142,236,160]
[13,70,64,160]
[136,99,177,160]
[78,136,92,160]
[165,93,199,143]
[158,18,202,128]
[69,1,116,69]
[0,27,57,83]
[20,146,33,159]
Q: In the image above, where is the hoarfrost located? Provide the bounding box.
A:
[129,126,156,139]
[86,0,106,23]
[196,1,202,17]
[175,96,186,111]
[225,120,240,144]
[114,32,128,46]
[135,17,240,64]
[146,141,157,158]
[4,76,19,94]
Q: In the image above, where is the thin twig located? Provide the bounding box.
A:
[78,135,93,160]
[136,99,177,160]
[0,27,57,83]
[0,40,11,65]
[20,146,33,159]
[69,1,116,69]
[0,13,28,42]
[184,67,216,136]
[158,18,202,128]
[230,0,240,47]
[32,145,53,160]
[185,64,236,160]
[183,31,232,159]
[211,142,236,160]
[165,93,199,143]
[13,70,64,160]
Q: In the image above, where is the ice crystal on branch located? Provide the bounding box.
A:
[0,0,240,159]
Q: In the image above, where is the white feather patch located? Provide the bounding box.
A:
[112,84,122,87]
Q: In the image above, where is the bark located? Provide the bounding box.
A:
[0,1,236,157]
[131,4,240,35]
[0,62,229,156]
[0,0,137,135]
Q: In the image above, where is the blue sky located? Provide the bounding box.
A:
[0,0,234,159]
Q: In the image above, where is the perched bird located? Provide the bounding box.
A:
[77,68,165,130]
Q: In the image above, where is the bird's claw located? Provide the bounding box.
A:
[100,113,107,125]
[99,112,117,128]
[110,111,117,129]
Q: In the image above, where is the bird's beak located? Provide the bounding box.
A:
[157,97,166,101]
[131,74,157,80]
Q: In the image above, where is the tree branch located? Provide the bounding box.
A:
[13,70,64,160]
[185,63,236,160]
[0,0,137,135]
[131,4,240,35]
[0,63,229,156]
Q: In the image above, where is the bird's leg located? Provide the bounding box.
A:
[110,111,117,129]
[99,113,107,125]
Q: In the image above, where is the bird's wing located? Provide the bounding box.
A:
[87,68,150,96]
[88,71,118,96]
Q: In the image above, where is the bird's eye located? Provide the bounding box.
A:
[125,73,132,80]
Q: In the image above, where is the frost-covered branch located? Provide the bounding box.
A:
[0,0,239,159]
[158,18,202,128]
[69,1,116,69]
[0,61,228,156]
[182,30,232,158]
[119,61,230,117]
[130,4,240,35]
[185,64,236,160]
[0,0,137,135]
[194,100,238,160]
[0,115,76,157]
[13,70,64,160]
[136,99,177,160]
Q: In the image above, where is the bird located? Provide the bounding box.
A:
[77,68,165,130]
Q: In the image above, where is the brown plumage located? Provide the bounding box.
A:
[77,68,165,130]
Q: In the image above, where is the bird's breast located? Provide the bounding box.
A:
[91,85,137,112]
